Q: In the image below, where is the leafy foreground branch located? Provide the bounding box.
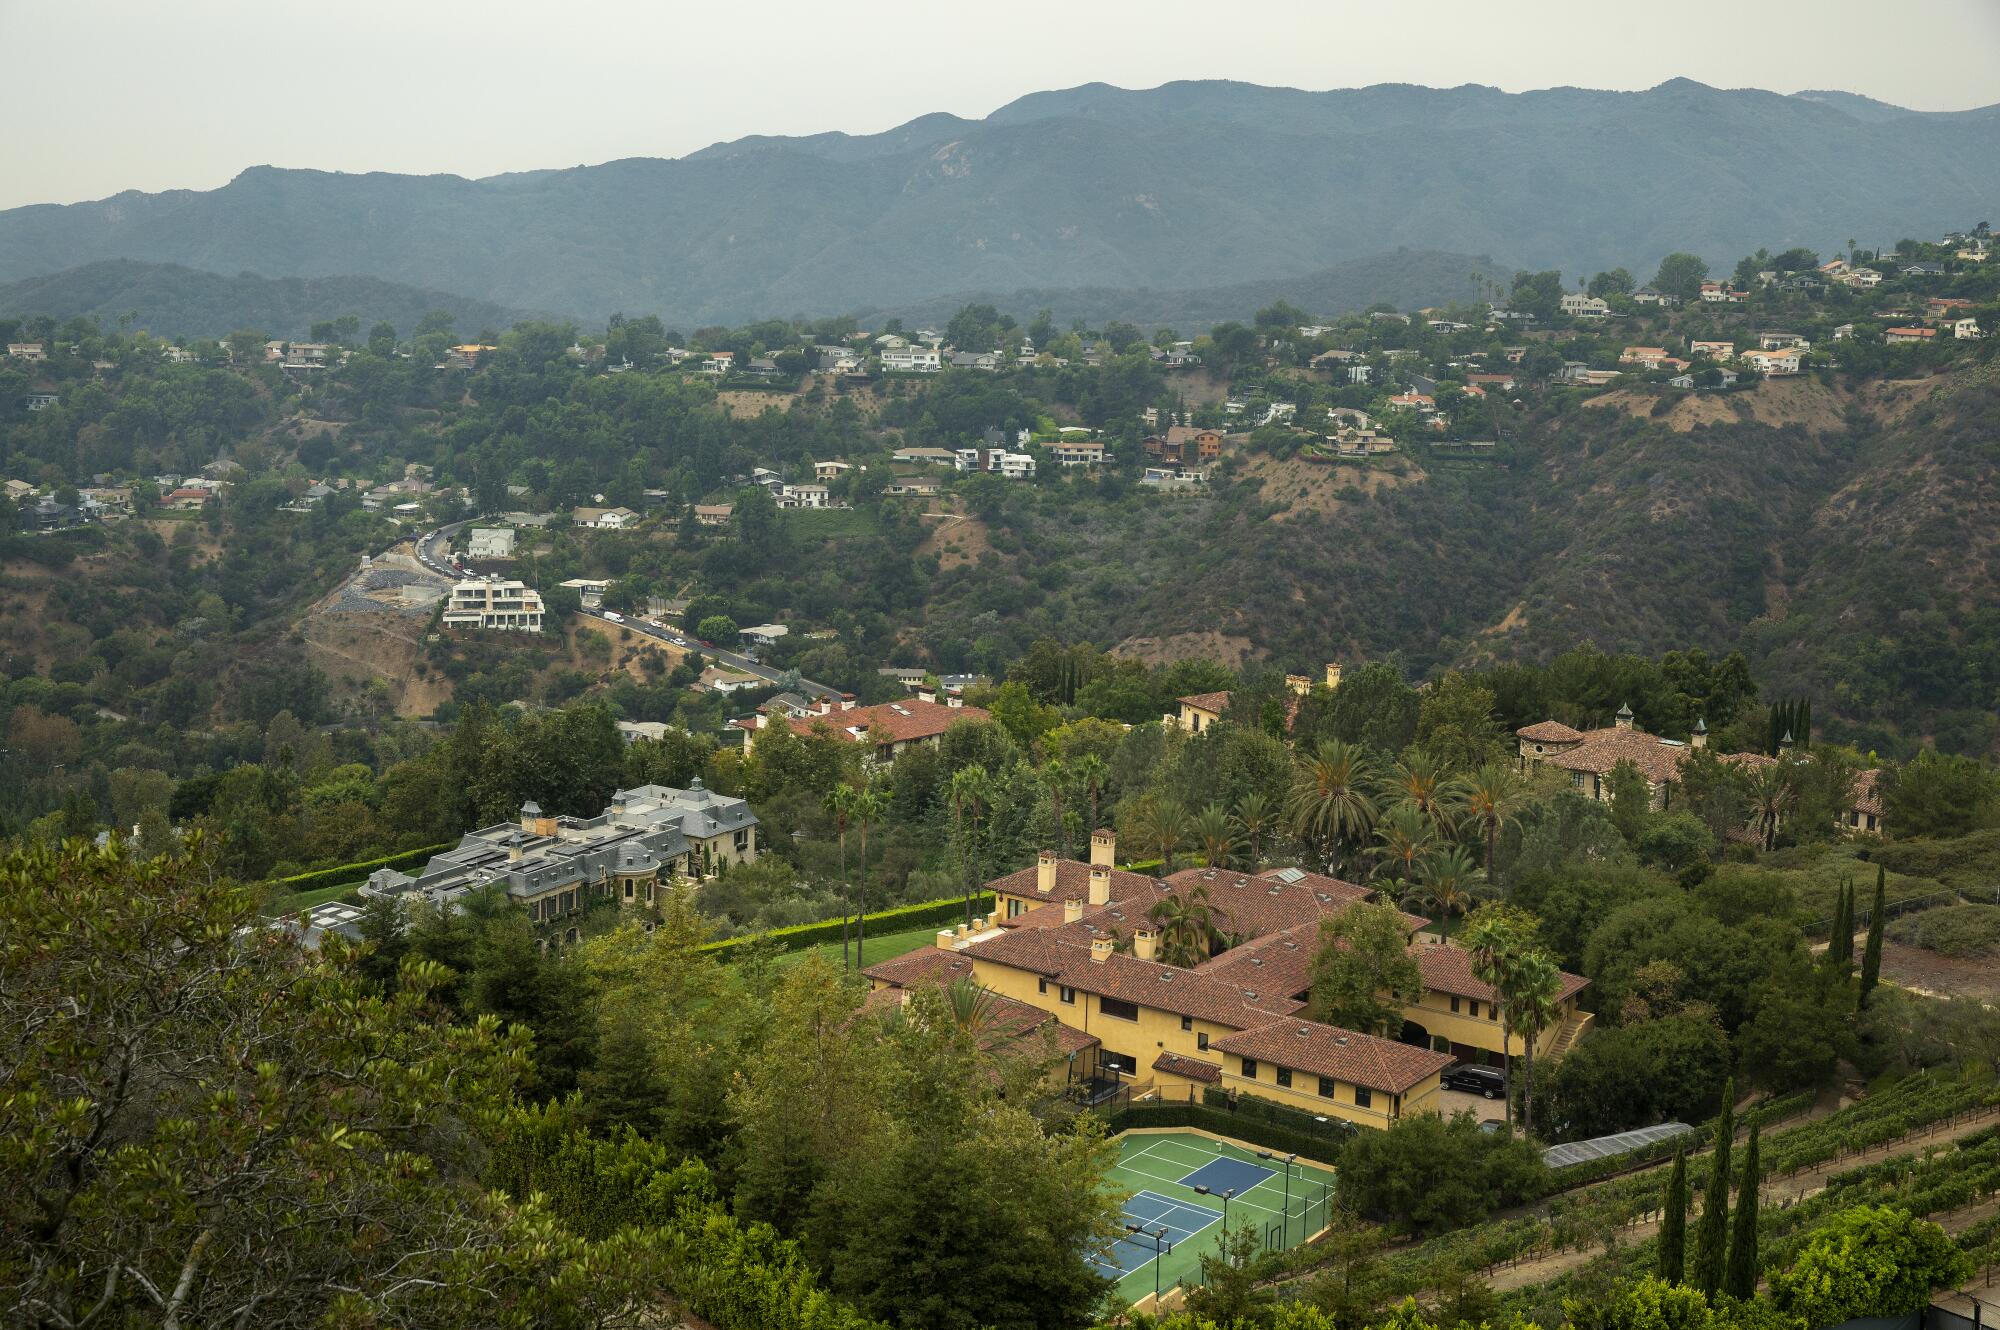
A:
[0,836,877,1330]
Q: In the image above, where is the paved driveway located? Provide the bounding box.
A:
[1439,1087,1508,1122]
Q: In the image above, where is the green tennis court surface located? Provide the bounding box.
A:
[1100,1131,1338,1305]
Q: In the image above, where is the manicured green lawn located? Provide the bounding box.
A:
[771,922,945,970]
[264,881,362,917]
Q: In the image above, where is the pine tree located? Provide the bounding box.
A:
[1658,1148,1689,1284]
[1693,1078,1735,1298]
[1860,864,1886,1008]
[1723,1123,1762,1299]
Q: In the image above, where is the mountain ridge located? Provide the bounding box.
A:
[2,79,1996,326]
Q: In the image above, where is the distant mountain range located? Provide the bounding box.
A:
[0,260,530,340]
[1,79,1995,327]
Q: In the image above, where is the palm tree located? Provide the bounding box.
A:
[946,764,991,927]
[943,975,998,1036]
[1391,750,1469,836]
[1748,763,1798,851]
[825,783,858,968]
[1073,754,1109,831]
[1148,885,1216,967]
[1462,763,1521,878]
[851,784,889,963]
[1233,791,1276,870]
[1135,795,1191,874]
[1190,802,1242,870]
[1504,949,1565,1137]
[1287,739,1381,876]
[1460,907,1530,1126]
[1407,843,1479,942]
[1369,802,1432,884]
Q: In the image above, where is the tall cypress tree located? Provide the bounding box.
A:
[1693,1078,1735,1298]
[1828,881,1852,968]
[1723,1122,1762,1299]
[1860,864,1886,1008]
[1658,1148,1689,1284]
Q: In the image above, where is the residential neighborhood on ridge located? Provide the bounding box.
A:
[7,50,2000,1330]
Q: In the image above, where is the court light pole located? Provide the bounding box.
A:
[1257,1150,1298,1243]
[1125,1223,1172,1303]
[1193,1184,1237,1232]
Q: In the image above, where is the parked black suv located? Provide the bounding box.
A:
[1441,1064,1508,1098]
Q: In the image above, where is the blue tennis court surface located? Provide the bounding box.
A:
[1089,1190,1224,1278]
[1178,1155,1275,1196]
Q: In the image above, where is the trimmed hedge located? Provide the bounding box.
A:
[699,893,995,961]
[266,842,450,896]
[1103,1101,1352,1166]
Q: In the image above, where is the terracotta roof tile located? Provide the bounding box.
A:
[1159,866,1375,942]
[1154,1051,1224,1083]
[765,698,988,746]
[1852,768,1885,817]
[1517,720,1586,743]
[1211,1020,1454,1095]
[862,946,974,987]
[1178,691,1232,714]
[965,928,1304,1027]
[1410,942,1589,1004]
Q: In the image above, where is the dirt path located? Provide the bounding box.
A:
[1481,1106,2000,1293]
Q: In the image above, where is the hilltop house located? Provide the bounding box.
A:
[1560,293,1610,318]
[881,344,942,373]
[1741,348,1802,376]
[571,505,639,529]
[359,784,759,943]
[442,578,545,631]
[693,503,733,526]
[737,695,988,762]
[1515,707,1777,811]
[1884,327,1937,345]
[868,828,1590,1127]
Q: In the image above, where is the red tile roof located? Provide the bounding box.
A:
[1211,1020,1453,1095]
[989,858,1161,920]
[1852,768,1885,817]
[1158,866,1375,943]
[1409,942,1589,1004]
[764,698,988,746]
[965,928,1304,1027]
[1194,922,1320,1002]
[1516,720,1585,743]
[862,945,973,987]
[1154,1051,1224,1083]
[1178,691,1232,715]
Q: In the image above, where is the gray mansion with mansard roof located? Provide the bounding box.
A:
[360,782,759,941]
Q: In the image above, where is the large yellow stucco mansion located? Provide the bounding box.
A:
[864,830,1591,1131]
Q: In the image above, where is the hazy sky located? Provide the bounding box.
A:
[4,0,1999,211]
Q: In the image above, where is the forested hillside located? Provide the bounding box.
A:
[1,79,1995,323]
[0,260,530,339]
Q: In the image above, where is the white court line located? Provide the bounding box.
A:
[1115,1150,1285,1214]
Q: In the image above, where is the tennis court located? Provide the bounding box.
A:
[1097,1130,1338,1304]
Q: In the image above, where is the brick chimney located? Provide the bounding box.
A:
[1615,702,1635,731]
[1037,849,1058,894]
[1134,929,1158,962]
[1064,896,1085,924]
[1090,936,1114,963]
[1089,866,1111,907]
[1090,827,1117,868]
